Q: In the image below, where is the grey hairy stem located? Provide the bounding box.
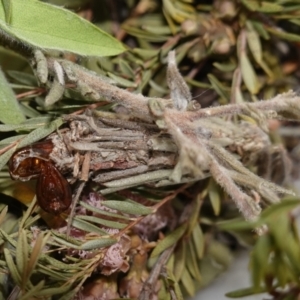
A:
[38,50,294,222]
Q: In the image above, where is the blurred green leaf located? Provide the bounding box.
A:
[77,215,127,229]
[240,52,260,94]
[226,286,266,298]
[242,1,283,12]
[192,224,204,260]
[71,217,107,235]
[102,200,153,215]
[151,223,187,258]
[181,267,195,296]
[250,234,272,290]
[174,242,186,282]
[0,0,125,56]
[208,178,221,216]
[80,238,117,250]
[19,280,44,300]
[0,68,25,124]
[1,0,11,24]
[4,248,21,285]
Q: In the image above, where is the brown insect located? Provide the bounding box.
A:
[8,140,72,214]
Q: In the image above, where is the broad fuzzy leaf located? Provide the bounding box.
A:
[0,67,25,124]
[0,0,126,56]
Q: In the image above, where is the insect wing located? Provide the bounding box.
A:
[8,140,54,181]
[37,162,72,214]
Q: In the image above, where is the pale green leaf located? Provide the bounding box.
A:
[7,70,37,86]
[102,200,153,215]
[0,116,54,132]
[77,215,127,229]
[181,267,195,297]
[240,52,260,94]
[266,27,300,42]
[186,241,202,282]
[242,0,283,12]
[37,285,71,296]
[213,61,236,72]
[27,233,45,279]
[208,179,221,216]
[225,286,266,298]
[4,248,21,285]
[1,0,11,23]
[0,147,16,171]
[174,242,186,282]
[15,230,28,281]
[0,68,25,124]
[37,264,72,280]
[246,22,273,78]
[17,118,64,148]
[151,223,187,258]
[71,217,107,235]
[107,72,137,88]
[79,201,131,220]
[192,224,204,260]
[80,238,117,250]
[207,74,230,102]
[250,234,272,290]
[0,0,126,56]
[0,205,8,225]
[19,280,45,300]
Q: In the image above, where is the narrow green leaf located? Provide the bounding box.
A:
[37,264,73,280]
[0,205,8,225]
[186,241,202,282]
[266,27,300,42]
[208,178,221,216]
[19,280,45,300]
[7,70,37,86]
[174,242,186,282]
[71,217,107,235]
[15,230,28,284]
[26,233,45,279]
[80,238,117,250]
[118,59,135,78]
[0,68,25,124]
[102,200,153,215]
[0,0,125,56]
[250,234,272,290]
[107,72,137,88]
[17,118,63,148]
[77,215,127,229]
[165,268,184,300]
[207,73,229,102]
[151,223,187,258]
[37,285,71,296]
[1,0,11,23]
[192,224,204,260]
[261,198,300,221]
[240,52,260,94]
[4,248,21,285]
[213,61,236,72]
[39,255,82,270]
[246,22,273,78]
[51,231,82,246]
[225,286,266,298]
[51,236,81,249]
[0,116,54,132]
[0,147,15,171]
[181,267,195,297]
[0,135,26,145]
[242,0,282,12]
[79,201,131,220]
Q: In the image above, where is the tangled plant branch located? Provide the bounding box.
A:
[30,50,295,223]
